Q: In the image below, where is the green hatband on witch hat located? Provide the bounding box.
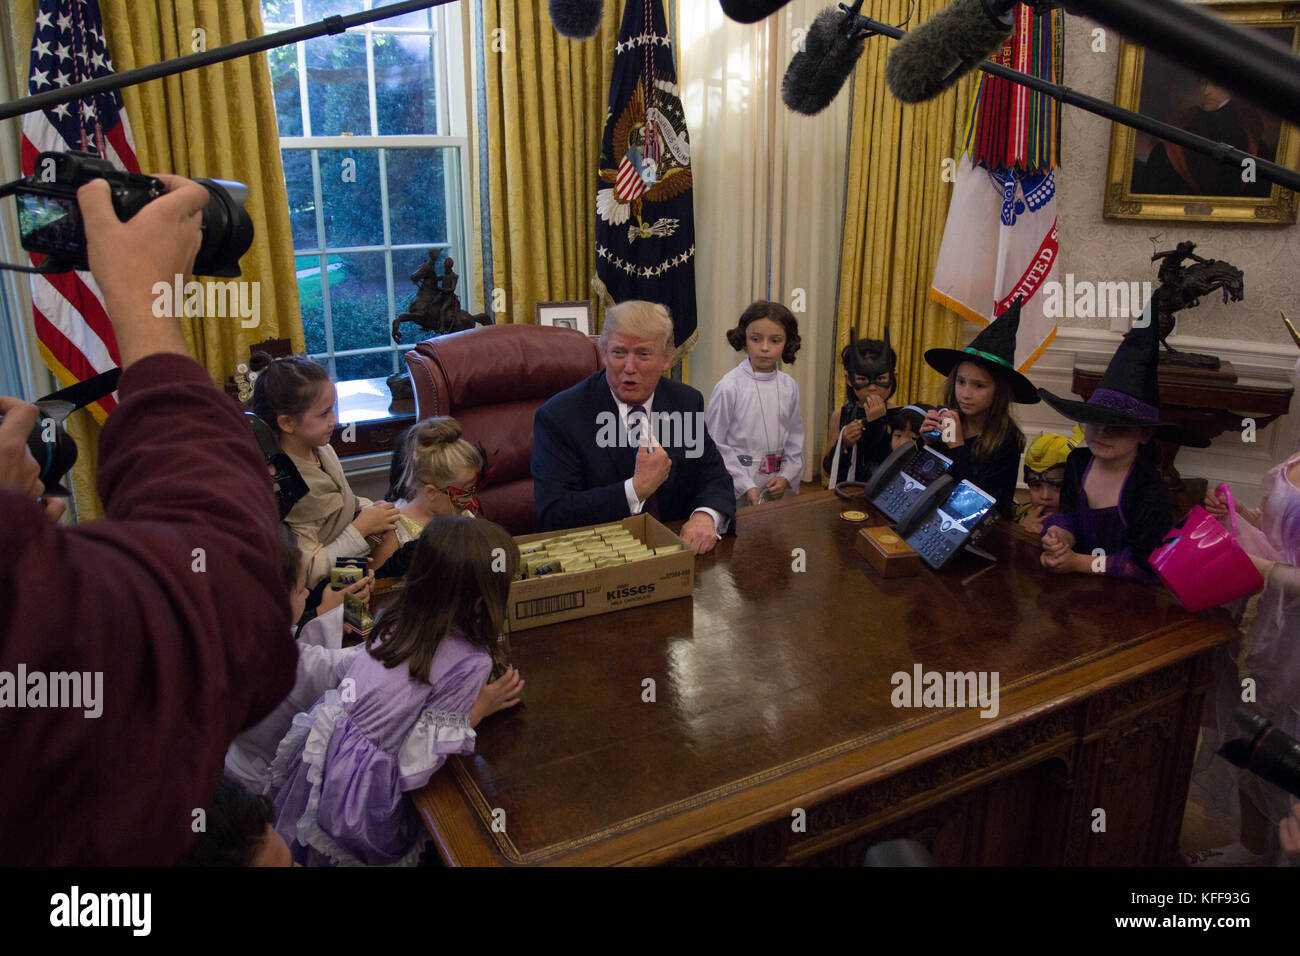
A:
[924,297,1040,405]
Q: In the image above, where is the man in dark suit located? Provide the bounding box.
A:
[532,301,735,554]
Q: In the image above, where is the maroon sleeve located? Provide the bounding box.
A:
[0,353,296,865]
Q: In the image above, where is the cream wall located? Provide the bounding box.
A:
[1056,3,1300,344]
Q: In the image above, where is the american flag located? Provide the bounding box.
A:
[22,0,140,421]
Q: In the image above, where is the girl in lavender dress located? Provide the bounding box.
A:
[1190,322,1300,865]
[270,516,523,866]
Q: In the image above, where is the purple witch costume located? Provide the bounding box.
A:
[270,629,491,866]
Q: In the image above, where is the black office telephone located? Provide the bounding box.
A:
[863,442,954,522]
[896,479,999,570]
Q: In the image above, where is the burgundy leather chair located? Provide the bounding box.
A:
[404,324,602,535]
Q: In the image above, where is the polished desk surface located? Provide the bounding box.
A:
[414,491,1234,865]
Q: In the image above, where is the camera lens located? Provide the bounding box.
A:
[193,179,254,278]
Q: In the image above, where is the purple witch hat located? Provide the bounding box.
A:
[1037,316,1209,447]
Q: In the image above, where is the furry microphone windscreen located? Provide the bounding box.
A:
[549,0,604,40]
[781,7,868,116]
[885,0,1014,104]
[718,0,797,23]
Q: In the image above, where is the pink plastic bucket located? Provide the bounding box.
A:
[1150,483,1264,612]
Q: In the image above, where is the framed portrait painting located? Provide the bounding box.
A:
[535,301,593,334]
[1103,1,1300,225]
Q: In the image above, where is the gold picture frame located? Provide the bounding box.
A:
[1104,1,1300,225]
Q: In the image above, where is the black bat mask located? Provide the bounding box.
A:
[846,324,896,400]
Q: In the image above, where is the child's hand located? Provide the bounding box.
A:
[1203,488,1229,520]
[1281,803,1300,865]
[353,501,399,537]
[319,573,373,617]
[1021,509,1045,536]
[764,476,789,499]
[840,418,864,447]
[862,394,887,423]
[1041,526,1073,556]
[1040,548,1076,573]
[469,666,524,728]
[745,487,762,507]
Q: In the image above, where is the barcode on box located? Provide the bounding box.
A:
[515,590,585,619]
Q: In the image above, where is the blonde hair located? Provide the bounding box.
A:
[599,300,674,355]
[400,417,483,499]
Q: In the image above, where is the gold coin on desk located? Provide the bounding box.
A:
[880,534,899,544]
[840,510,867,522]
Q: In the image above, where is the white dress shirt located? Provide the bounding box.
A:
[610,387,726,537]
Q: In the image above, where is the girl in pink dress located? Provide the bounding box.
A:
[270,516,522,866]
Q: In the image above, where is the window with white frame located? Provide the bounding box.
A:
[261,0,471,382]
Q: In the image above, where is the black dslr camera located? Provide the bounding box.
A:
[0,150,253,277]
[1221,706,1300,799]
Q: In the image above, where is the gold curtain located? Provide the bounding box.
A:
[473,0,624,327]
[9,0,302,519]
[834,0,977,414]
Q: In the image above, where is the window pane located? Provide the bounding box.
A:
[327,252,393,352]
[266,46,303,136]
[261,0,299,27]
[374,33,437,135]
[304,0,362,21]
[305,33,370,136]
[374,5,438,30]
[319,149,383,248]
[282,150,318,249]
[385,149,452,246]
[335,351,396,382]
[295,254,332,353]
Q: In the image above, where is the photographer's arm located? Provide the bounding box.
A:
[0,174,296,865]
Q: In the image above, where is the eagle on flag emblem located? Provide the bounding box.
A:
[597,78,692,235]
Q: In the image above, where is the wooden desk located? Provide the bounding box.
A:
[413,492,1236,866]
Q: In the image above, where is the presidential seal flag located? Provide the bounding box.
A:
[595,0,697,354]
[929,4,1063,372]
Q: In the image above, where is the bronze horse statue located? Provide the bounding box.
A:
[1148,241,1244,369]
[391,250,492,344]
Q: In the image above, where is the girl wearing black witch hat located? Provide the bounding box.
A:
[822,326,897,489]
[921,299,1040,519]
[1036,315,1207,583]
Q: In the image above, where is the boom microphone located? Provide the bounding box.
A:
[549,0,605,40]
[719,0,797,23]
[782,5,871,116]
[885,0,1017,104]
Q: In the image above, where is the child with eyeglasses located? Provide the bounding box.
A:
[1016,428,1081,535]
[370,417,485,577]
[822,334,896,488]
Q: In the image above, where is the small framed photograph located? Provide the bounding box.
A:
[535,300,592,334]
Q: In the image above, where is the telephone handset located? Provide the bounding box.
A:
[865,443,954,522]
[896,474,955,537]
[862,441,913,498]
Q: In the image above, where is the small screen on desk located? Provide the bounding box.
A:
[903,447,948,485]
[936,482,994,533]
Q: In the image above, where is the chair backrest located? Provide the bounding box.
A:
[404,324,602,534]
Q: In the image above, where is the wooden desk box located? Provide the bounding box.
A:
[856,524,923,578]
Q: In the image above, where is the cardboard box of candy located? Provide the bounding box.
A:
[506,514,694,632]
